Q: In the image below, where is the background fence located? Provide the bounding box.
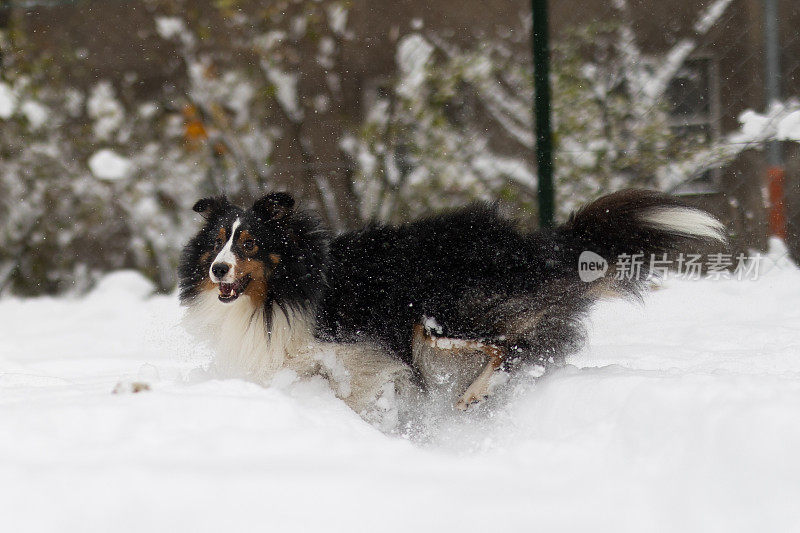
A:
[0,0,798,294]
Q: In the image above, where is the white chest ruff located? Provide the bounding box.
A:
[182,291,317,382]
[182,290,413,426]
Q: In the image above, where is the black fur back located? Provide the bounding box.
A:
[316,190,725,367]
[180,189,724,373]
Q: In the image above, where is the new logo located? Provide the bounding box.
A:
[578,251,607,282]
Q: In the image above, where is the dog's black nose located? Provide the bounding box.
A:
[211,263,230,279]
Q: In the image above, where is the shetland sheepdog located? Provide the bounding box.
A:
[179,190,725,422]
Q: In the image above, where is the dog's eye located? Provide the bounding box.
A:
[214,238,224,249]
[241,240,256,252]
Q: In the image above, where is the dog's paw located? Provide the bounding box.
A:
[455,368,509,411]
[361,381,401,431]
[455,385,486,411]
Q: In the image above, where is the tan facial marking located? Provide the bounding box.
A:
[237,257,269,305]
[217,227,226,243]
[200,276,216,292]
[237,229,259,256]
[269,253,281,265]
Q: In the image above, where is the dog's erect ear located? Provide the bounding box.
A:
[192,196,229,219]
[253,192,295,221]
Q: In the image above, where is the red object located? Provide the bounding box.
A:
[767,166,787,239]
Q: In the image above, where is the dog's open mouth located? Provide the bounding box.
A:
[218,275,251,303]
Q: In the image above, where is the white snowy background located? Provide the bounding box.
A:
[1,241,799,533]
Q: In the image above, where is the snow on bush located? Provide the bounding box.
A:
[0,81,15,119]
[19,100,49,129]
[155,16,187,40]
[737,101,800,143]
[86,81,125,141]
[88,149,132,181]
[396,34,434,98]
[777,110,800,141]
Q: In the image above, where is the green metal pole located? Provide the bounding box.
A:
[532,0,554,227]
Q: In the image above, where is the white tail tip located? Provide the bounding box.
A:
[639,206,727,242]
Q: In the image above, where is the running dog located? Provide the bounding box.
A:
[179,190,725,419]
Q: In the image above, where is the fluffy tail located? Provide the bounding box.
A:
[560,189,727,294]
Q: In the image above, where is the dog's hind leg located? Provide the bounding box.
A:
[411,323,509,410]
[453,315,579,410]
[453,292,593,410]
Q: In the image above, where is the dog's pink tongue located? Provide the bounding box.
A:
[220,283,234,297]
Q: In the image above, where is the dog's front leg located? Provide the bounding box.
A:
[320,342,414,430]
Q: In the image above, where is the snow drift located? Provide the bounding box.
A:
[1,243,800,532]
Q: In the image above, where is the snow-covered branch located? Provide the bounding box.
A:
[613,0,734,107]
[657,100,800,190]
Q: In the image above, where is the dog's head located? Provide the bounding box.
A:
[178,192,328,310]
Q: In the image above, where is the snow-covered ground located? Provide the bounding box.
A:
[2,244,800,533]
